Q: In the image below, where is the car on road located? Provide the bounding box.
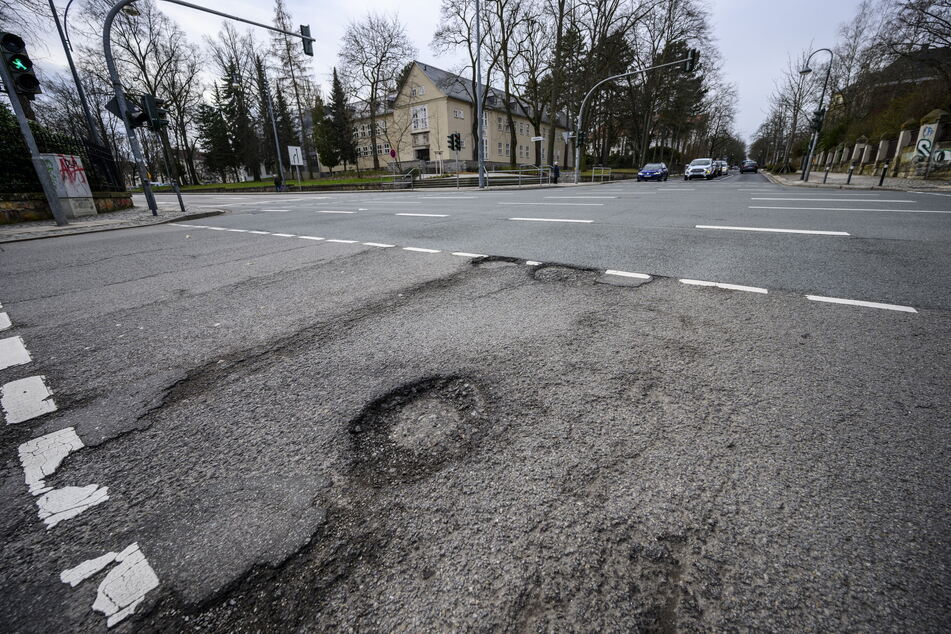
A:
[740,159,758,173]
[684,158,715,180]
[714,160,727,176]
[637,162,669,181]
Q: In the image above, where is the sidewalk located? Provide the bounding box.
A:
[0,207,225,243]
[765,170,951,192]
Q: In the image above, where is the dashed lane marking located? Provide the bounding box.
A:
[37,485,110,529]
[805,295,917,313]
[452,252,487,258]
[2,375,57,424]
[247,230,270,235]
[18,427,83,495]
[403,247,441,253]
[326,239,358,243]
[680,279,768,294]
[363,242,395,247]
[298,235,324,240]
[61,543,160,628]
[0,312,10,331]
[696,225,850,236]
[261,209,291,212]
[508,217,593,223]
[544,196,617,199]
[395,212,449,217]
[749,205,951,214]
[501,202,604,206]
[605,269,651,279]
[751,197,914,203]
[271,233,296,237]
[421,196,476,199]
[0,335,32,371]
[316,210,356,214]
[525,260,542,266]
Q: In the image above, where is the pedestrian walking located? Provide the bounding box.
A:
[274,174,284,192]
[552,162,560,184]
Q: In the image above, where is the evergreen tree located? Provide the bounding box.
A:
[195,86,236,182]
[274,89,298,168]
[221,62,263,181]
[254,54,278,175]
[328,68,358,171]
[313,93,340,173]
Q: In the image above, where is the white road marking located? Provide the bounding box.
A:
[680,279,768,294]
[247,230,270,234]
[298,236,324,241]
[421,196,476,199]
[749,206,951,214]
[316,210,355,214]
[0,335,32,371]
[403,247,441,253]
[502,202,604,206]
[19,427,83,495]
[62,543,160,628]
[271,233,295,237]
[395,212,449,217]
[452,252,486,257]
[37,485,110,529]
[657,188,694,191]
[912,191,951,197]
[508,217,593,223]
[206,227,227,231]
[751,197,913,203]
[544,196,617,199]
[225,229,248,232]
[363,242,395,247]
[605,269,651,279]
[695,225,850,236]
[805,295,917,313]
[261,209,290,212]
[0,312,10,331]
[3,376,57,424]
[326,239,358,243]
[525,261,542,266]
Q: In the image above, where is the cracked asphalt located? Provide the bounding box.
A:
[1,176,949,632]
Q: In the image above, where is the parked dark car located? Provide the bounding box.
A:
[637,162,669,181]
[740,159,758,173]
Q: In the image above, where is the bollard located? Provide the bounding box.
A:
[823,165,831,184]
[878,162,889,187]
[846,163,855,185]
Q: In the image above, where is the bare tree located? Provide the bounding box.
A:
[339,12,417,170]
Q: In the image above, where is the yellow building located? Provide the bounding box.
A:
[348,61,573,171]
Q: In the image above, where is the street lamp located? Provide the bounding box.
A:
[48,0,103,145]
[799,48,833,182]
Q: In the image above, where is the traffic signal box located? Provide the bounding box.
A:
[1,32,41,100]
[141,94,169,129]
[447,132,461,152]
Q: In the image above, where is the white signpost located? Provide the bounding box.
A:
[287,145,304,191]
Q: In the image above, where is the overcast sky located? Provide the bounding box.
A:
[30,0,864,142]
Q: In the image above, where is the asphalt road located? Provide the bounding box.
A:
[0,174,948,632]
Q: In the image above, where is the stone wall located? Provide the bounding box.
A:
[0,192,133,225]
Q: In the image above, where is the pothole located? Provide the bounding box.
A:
[349,377,487,486]
[532,264,600,285]
[474,256,521,269]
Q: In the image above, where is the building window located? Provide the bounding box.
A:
[376,144,382,155]
[383,142,391,154]
[453,108,464,119]
[497,142,503,156]
[497,116,503,131]
[505,143,510,156]
[411,105,428,130]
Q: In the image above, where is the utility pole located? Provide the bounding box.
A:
[258,66,286,188]
[799,48,833,182]
[475,0,486,189]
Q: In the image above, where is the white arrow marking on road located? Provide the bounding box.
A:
[0,336,32,370]
[751,197,914,203]
[508,217,593,223]
[750,206,951,214]
[605,270,651,279]
[396,213,449,217]
[805,295,917,313]
[680,279,768,294]
[695,225,850,236]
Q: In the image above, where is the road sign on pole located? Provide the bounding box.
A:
[288,145,304,166]
[531,136,544,142]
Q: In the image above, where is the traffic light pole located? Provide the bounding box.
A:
[474,0,486,189]
[102,0,315,214]
[800,49,833,183]
[0,51,69,226]
[572,55,694,186]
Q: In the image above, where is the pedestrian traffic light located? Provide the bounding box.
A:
[682,48,699,73]
[300,25,313,57]
[576,130,586,146]
[141,94,169,129]
[0,32,41,99]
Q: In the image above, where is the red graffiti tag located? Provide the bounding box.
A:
[57,155,88,186]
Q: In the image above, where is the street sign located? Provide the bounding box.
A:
[287,145,304,166]
[562,131,574,143]
[531,136,544,142]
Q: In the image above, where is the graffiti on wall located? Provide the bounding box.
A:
[39,154,93,199]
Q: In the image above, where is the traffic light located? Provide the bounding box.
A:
[300,25,313,57]
[141,94,169,129]
[810,108,826,132]
[576,130,586,146]
[447,132,461,151]
[0,32,41,100]
[682,48,699,73]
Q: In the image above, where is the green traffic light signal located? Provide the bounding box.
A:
[0,32,41,98]
[10,55,29,72]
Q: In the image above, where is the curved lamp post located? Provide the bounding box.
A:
[799,48,833,182]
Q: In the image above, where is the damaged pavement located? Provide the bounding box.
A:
[0,225,948,631]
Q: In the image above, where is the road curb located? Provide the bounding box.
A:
[762,170,948,193]
[0,210,227,244]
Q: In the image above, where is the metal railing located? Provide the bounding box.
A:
[380,172,414,190]
[486,166,552,187]
[591,166,612,182]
